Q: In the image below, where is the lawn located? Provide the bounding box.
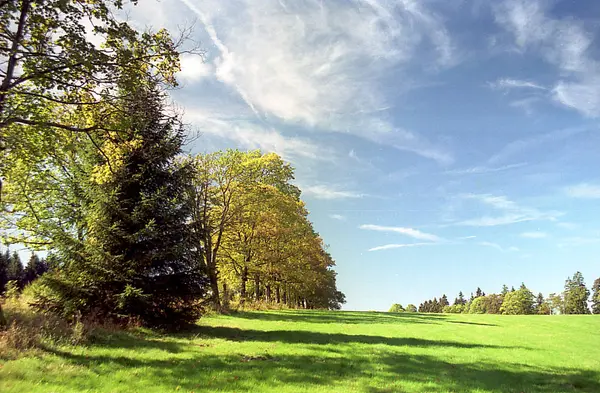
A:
[1,311,599,392]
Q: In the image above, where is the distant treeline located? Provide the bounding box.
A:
[390,271,600,315]
[0,251,48,294]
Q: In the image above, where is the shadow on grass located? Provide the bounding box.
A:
[32,337,600,393]
[447,320,498,327]
[230,310,448,325]
[182,325,517,349]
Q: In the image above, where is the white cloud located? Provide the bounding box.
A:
[565,183,600,199]
[520,231,547,239]
[184,109,334,163]
[488,78,546,91]
[178,54,213,84]
[445,162,526,175]
[478,241,518,253]
[302,185,364,200]
[458,235,476,240]
[556,222,578,230]
[455,193,562,227]
[368,243,433,252]
[181,0,455,163]
[494,0,600,117]
[329,214,346,221]
[558,236,600,248]
[359,224,442,242]
[488,127,590,165]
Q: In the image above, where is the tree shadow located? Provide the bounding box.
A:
[229,310,448,325]
[178,325,523,349]
[447,320,498,327]
[32,340,600,393]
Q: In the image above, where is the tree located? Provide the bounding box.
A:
[406,304,417,313]
[469,296,487,314]
[476,287,483,298]
[440,294,449,308]
[500,286,535,315]
[564,272,590,314]
[483,294,504,314]
[0,0,185,137]
[6,251,23,287]
[23,253,47,286]
[501,285,509,297]
[592,278,600,315]
[455,291,466,306]
[34,84,207,328]
[388,303,405,313]
[0,248,8,294]
[547,293,564,315]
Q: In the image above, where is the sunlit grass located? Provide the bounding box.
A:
[1,310,599,392]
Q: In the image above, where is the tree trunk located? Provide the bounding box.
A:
[276,285,280,304]
[254,273,260,301]
[208,269,220,310]
[266,284,271,303]
[222,282,228,307]
[240,266,248,302]
[282,284,287,305]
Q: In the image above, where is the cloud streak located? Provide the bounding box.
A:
[302,185,365,200]
[360,224,442,242]
[565,183,600,199]
[368,243,433,252]
[455,193,562,227]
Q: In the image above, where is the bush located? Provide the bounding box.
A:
[443,304,466,314]
[469,297,487,314]
[388,303,405,313]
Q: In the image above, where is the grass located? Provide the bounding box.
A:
[1,310,599,392]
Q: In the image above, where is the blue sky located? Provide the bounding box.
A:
[126,0,600,310]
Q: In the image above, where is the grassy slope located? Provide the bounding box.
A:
[1,311,599,393]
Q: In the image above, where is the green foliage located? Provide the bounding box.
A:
[500,286,535,315]
[482,294,503,314]
[443,304,466,314]
[469,296,487,314]
[592,278,600,315]
[6,252,23,288]
[388,304,405,313]
[563,272,590,315]
[405,304,417,313]
[0,249,8,294]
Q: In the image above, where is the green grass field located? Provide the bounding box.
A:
[1,311,599,392]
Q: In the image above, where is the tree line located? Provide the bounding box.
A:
[0,0,344,329]
[0,251,48,293]
[389,272,600,315]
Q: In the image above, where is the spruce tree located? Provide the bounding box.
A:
[564,272,590,314]
[535,292,544,314]
[476,287,483,298]
[501,285,509,297]
[23,254,45,286]
[7,251,24,288]
[41,85,207,328]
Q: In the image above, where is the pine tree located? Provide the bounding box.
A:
[564,272,590,314]
[7,251,24,288]
[476,287,483,298]
[591,278,600,315]
[456,291,466,306]
[501,285,509,297]
[511,286,516,292]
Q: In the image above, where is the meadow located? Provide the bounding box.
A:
[1,310,599,393]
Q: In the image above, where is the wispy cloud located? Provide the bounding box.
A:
[488,127,590,165]
[494,0,600,117]
[303,185,364,200]
[488,78,546,91]
[368,243,434,252]
[478,241,519,252]
[445,162,527,175]
[458,235,476,240]
[359,224,442,242]
[182,0,456,163]
[178,54,213,84]
[520,231,547,239]
[455,193,562,227]
[565,183,600,199]
[329,214,346,221]
[184,109,334,163]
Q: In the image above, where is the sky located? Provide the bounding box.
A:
[123,0,600,311]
